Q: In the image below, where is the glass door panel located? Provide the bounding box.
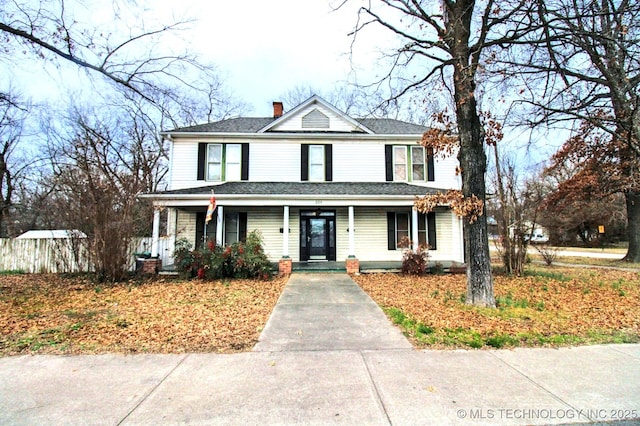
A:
[309,218,327,260]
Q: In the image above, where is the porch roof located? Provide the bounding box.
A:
[151,182,442,197]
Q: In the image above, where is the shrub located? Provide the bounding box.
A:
[399,237,430,275]
[173,238,197,278]
[535,244,559,266]
[174,231,272,280]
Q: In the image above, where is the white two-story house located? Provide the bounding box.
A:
[143,95,464,274]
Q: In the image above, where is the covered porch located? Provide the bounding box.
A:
[142,182,465,274]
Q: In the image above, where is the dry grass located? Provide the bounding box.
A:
[2,265,639,355]
[353,266,640,349]
[0,274,287,356]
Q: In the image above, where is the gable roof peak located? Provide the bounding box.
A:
[257,94,374,134]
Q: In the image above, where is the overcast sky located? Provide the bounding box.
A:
[183,0,393,116]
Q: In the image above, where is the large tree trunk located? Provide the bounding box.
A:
[458,106,495,306]
[624,190,640,262]
[449,0,495,307]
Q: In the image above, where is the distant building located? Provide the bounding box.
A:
[16,230,87,239]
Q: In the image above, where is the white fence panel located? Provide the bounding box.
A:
[0,237,174,274]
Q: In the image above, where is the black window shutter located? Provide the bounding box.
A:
[195,212,205,248]
[325,144,333,181]
[427,148,435,182]
[418,213,426,246]
[239,212,248,242]
[196,211,217,247]
[197,143,206,181]
[385,145,393,181]
[241,143,249,181]
[427,212,437,250]
[301,144,309,181]
[387,212,396,250]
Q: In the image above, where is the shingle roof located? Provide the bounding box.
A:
[155,182,441,196]
[356,118,428,134]
[172,118,274,133]
[166,117,428,135]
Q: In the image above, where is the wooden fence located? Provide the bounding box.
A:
[0,237,173,273]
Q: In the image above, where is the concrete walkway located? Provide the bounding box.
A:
[1,273,639,425]
[253,273,412,352]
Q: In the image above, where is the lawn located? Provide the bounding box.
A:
[0,273,287,356]
[531,255,640,269]
[1,266,639,355]
[353,266,640,349]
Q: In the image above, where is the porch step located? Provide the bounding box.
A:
[292,261,346,273]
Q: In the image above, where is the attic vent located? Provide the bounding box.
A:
[302,109,330,129]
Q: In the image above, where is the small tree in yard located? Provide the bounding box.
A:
[487,130,543,275]
[46,110,155,282]
[535,244,559,266]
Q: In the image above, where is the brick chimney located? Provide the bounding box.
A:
[273,101,284,118]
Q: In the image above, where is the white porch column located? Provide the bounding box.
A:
[411,207,419,249]
[282,205,290,257]
[348,206,355,257]
[216,205,224,246]
[151,208,161,257]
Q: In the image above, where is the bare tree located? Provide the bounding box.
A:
[503,0,640,260]
[279,84,372,117]
[0,91,30,237]
[0,0,246,124]
[43,105,162,281]
[277,84,432,122]
[347,0,541,307]
[1,0,247,275]
[489,149,542,275]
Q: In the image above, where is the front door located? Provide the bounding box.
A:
[300,211,336,261]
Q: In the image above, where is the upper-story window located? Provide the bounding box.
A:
[207,144,241,180]
[308,145,325,181]
[393,146,407,180]
[223,144,242,181]
[301,144,333,182]
[198,143,249,182]
[411,146,425,180]
[386,145,434,182]
[207,144,223,181]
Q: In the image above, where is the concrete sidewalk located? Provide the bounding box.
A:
[0,273,639,425]
[1,346,639,425]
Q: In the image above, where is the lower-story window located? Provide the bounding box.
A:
[225,212,247,245]
[395,212,410,248]
[418,212,437,250]
[225,213,239,244]
[196,211,247,247]
[387,211,437,250]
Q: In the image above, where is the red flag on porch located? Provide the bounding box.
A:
[205,193,216,224]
